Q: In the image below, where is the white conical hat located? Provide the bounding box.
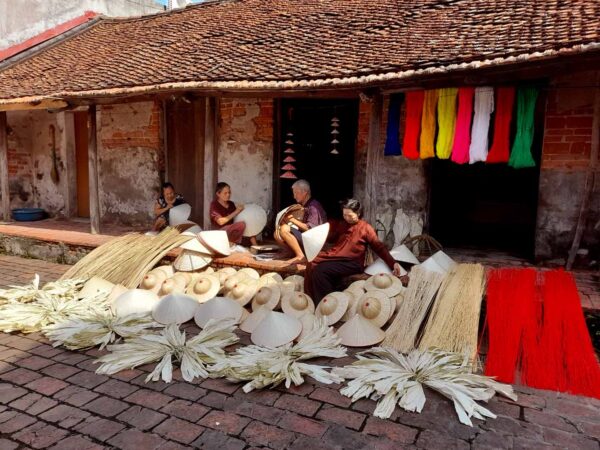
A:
[108,284,128,305]
[179,235,211,253]
[233,203,268,237]
[173,250,212,271]
[159,277,187,296]
[251,311,302,348]
[198,230,231,256]
[390,244,420,265]
[152,293,199,324]
[356,291,393,327]
[139,271,167,294]
[315,291,349,326]
[239,304,271,333]
[79,276,114,299]
[194,297,244,328]
[182,224,203,234]
[169,203,192,226]
[364,258,407,276]
[258,272,283,288]
[340,290,359,322]
[281,292,315,317]
[302,223,330,262]
[226,279,259,306]
[113,289,160,317]
[152,265,174,279]
[239,268,260,280]
[364,273,404,297]
[298,313,319,340]
[216,267,237,285]
[337,314,385,347]
[240,308,250,322]
[250,284,281,311]
[186,274,220,303]
[419,250,456,274]
[283,275,304,292]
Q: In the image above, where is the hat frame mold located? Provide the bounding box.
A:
[139,271,167,294]
[281,291,315,318]
[233,203,268,237]
[216,267,237,285]
[238,267,260,280]
[298,313,319,340]
[340,289,359,322]
[364,272,405,297]
[186,274,220,303]
[356,290,393,327]
[315,291,350,326]
[250,284,281,311]
[152,265,175,279]
[159,277,187,297]
[79,276,115,299]
[193,296,244,328]
[226,278,259,306]
[283,274,304,292]
[250,311,302,348]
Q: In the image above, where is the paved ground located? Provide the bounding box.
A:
[0,255,599,449]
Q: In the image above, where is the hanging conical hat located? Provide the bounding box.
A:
[159,277,187,296]
[315,291,349,326]
[152,293,199,324]
[298,313,319,340]
[239,304,271,333]
[194,297,244,328]
[250,284,281,311]
[187,274,220,303]
[281,292,315,317]
[179,235,211,253]
[152,265,174,279]
[139,271,167,294]
[258,272,283,288]
[364,273,404,297]
[251,311,302,348]
[226,279,259,306]
[239,267,260,280]
[419,251,456,274]
[79,276,114,299]
[216,267,237,285]
[113,289,160,317]
[198,230,231,256]
[108,284,128,305]
[337,314,385,347]
[169,203,192,226]
[173,250,212,271]
[364,258,407,276]
[302,223,330,262]
[233,203,268,237]
[340,290,359,322]
[283,275,304,292]
[356,291,393,327]
[390,245,420,265]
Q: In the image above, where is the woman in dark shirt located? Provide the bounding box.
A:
[209,182,257,245]
[304,198,403,303]
[153,182,185,231]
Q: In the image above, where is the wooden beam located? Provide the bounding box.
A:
[0,99,68,112]
[203,97,218,229]
[0,112,10,221]
[87,105,100,234]
[364,93,383,226]
[193,98,206,226]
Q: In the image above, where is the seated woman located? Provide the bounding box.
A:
[210,182,258,246]
[153,182,185,231]
[304,198,403,303]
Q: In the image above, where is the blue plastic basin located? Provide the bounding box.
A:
[11,208,46,221]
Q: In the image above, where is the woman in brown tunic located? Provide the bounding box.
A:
[304,198,403,303]
[209,182,257,245]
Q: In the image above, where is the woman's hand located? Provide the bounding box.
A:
[235,204,245,215]
[392,262,403,277]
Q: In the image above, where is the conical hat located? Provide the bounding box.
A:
[281,292,315,317]
[364,273,404,297]
[152,265,174,279]
[186,274,220,303]
[274,204,304,240]
[159,277,187,296]
[258,272,283,288]
[278,281,296,299]
[173,250,212,271]
[239,304,271,333]
[216,267,237,285]
[139,271,167,294]
[250,284,281,311]
[226,279,259,306]
[113,289,160,317]
[419,251,455,274]
[182,224,203,234]
[315,292,349,326]
[251,311,302,348]
[340,290,359,322]
[347,279,366,292]
[79,276,114,299]
[283,275,304,292]
[302,223,330,262]
[390,244,420,265]
[108,284,128,305]
[298,313,318,340]
[240,308,250,322]
[233,203,267,237]
[365,258,407,276]
[179,235,211,253]
[239,267,260,280]
[356,291,393,327]
[337,314,385,347]
[171,272,193,287]
[169,203,192,226]
[392,291,404,314]
[198,230,231,256]
[152,293,199,324]
[194,297,244,328]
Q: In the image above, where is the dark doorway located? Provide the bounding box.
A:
[277,99,358,220]
[428,90,545,258]
[73,111,90,218]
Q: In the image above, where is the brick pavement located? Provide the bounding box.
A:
[0,255,599,449]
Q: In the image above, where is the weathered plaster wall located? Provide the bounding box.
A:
[535,70,599,263]
[218,98,274,212]
[97,101,162,226]
[5,111,34,209]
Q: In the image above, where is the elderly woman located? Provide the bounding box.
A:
[304,198,403,303]
[153,182,185,231]
[210,182,258,246]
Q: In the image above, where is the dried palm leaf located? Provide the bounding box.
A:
[0,274,85,305]
[212,319,347,392]
[95,319,238,383]
[333,347,516,426]
[44,311,161,350]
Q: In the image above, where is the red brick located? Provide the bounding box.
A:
[224,398,283,425]
[233,388,280,405]
[13,421,69,449]
[199,391,228,409]
[53,385,100,407]
[83,396,130,417]
[18,355,55,370]
[47,434,105,450]
[109,368,143,381]
[309,387,352,408]
[570,142,591,154]
[0,367,42,385]
[160,398,210,422]
[0,438,18,450]
[74,416,126,442]
[565,116,593,128]
[274,393,321,416]
[117,405,167,431]
[162,382,206,401]
[523,407,576,433]
[153,417,205,444]
[545,117,566,129]
[66,370,108,389]
[39,404,90,428]
[9,393,57,415]
[278,411,328,438]
[0,383,27,404]
[25,376,68,396]
[107,428,168,450]
[125,389,173,409]
[52,352,89,366]
[94,378,139,399]
[0,412,36,433]
[363,417,418,443]
[241,421,296,448]
[41,363,81,379]
[199,410,251,435]
[316,405,366,430]
[200,377,240,394]
[192,429,246,450]
[543,142,571,154]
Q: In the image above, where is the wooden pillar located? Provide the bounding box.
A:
[364,93,383,226]
[87,105,101,234]
[0,112,9,221]
[203,97,218,230]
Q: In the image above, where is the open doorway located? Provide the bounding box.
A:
[277,99,358,220]
[73,111,90,218]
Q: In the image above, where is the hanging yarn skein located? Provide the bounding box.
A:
[487,87,516,163]
[469,87,495,163]
[508,87,539,169]
[435,88,458,159]
[419,89,439,159]
[450,87,475,164]
[402,90,424,160]
[384,94,403,156]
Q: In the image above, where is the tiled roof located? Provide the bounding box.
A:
[0,0,598,102]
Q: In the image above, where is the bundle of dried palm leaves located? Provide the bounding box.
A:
[333,347,516,426]
[95,319,238,383]
[212,319,347,392]
[60,228,190,288]
[383,266,445,352]
[418,264,486,358]
[0,274,84,305]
